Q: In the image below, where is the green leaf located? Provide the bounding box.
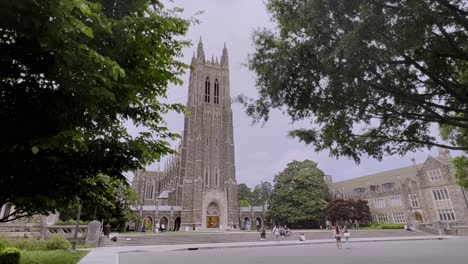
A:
[31,146,40,154]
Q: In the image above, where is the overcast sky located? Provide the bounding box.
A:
[135,0,449,188]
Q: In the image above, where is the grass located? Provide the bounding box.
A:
[20,250,89,264]
[76,244,96,249]
[1,236,90,264]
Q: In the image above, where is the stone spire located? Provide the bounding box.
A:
[197,37,205,63]
[221,42,229,67]
[191,51,197,66]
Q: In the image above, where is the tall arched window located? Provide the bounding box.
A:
[204,167,210,186]
[145,182,154,200]
[214,79,219,104]
[205,77,210,103]
[214,168,220,186]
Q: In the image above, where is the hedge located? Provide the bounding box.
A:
[0,247,21,264]
[380,224,405,229]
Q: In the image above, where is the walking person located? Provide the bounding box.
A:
[334,226,342,249]
[272,225,280,242]
[343,227,351,249]
[260,226,266,240]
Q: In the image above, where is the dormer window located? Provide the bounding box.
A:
[370,185,379,192]
[204,77,210,103]
[354,187,366,193]
[382,183,395,191]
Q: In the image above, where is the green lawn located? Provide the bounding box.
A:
[20,250,89,264]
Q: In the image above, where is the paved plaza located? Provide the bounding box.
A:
[119,238,468,264]
[79,235,459,264]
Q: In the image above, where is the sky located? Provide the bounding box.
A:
[132,0,450,188]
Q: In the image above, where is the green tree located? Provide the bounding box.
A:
[241,0,468,163]
[267,160,328,226]
[0,0,190,222]
[58,175,138,231]
[326,199,371,225]
[237,183,252,207]
[251,181,273,206]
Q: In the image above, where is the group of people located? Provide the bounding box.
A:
[271,225,292,242]
[333,226,351,249]
[152,222,166,233]
[262,224,352,249]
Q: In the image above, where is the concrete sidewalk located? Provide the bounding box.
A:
[78,235,457,264]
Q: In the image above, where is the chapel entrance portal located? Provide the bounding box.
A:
[206,202,220,228]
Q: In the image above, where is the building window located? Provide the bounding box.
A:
[382,183,395,191]
[214,79,219,104]
[432,188,450,201]
[432,187,456,222]
[427,169,443,182]
[409,194,419,208]
[354,187,366,194]
[392,212,406,223]
[204,77,211,103]
[370,185,379,192]
[376,213,389,223]
[437,209,456,221]
[374,198,385,209]
[2,203,12,220]
[204,167,210,186]
[145,182,153,200]
[389,195,401,207]
[214,168,220,186]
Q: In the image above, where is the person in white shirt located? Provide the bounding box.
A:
[299,233,306,241]
[343,227,351,249]
[272,225,280,242]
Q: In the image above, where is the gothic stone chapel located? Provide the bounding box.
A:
[131,39,239,231]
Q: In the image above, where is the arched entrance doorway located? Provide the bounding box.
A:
[174,217,181,231]
[255,217,263,231]
[160,217,168,232]
[206,202,220,228]
[414,212,424,222]
[143,216,153,231]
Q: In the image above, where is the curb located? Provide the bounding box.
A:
[170,236,455,251]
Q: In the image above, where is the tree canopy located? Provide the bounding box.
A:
[59,176,138,231]
[326,199,371,225]
[237,181,273,207]
[267,160,328,226]
[242,0,468,163]
[251,181,273,206]
[0,0,189,221]
[237,183,253,207]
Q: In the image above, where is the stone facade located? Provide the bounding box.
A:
[131,39,239,231]
[329,149,468,227]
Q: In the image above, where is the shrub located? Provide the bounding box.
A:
[0,247,21,264]
[380,224,405,229]
[8,239,46,251]
[45,235,70,251]
[55,220,88,226]
[0,239,10,251]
